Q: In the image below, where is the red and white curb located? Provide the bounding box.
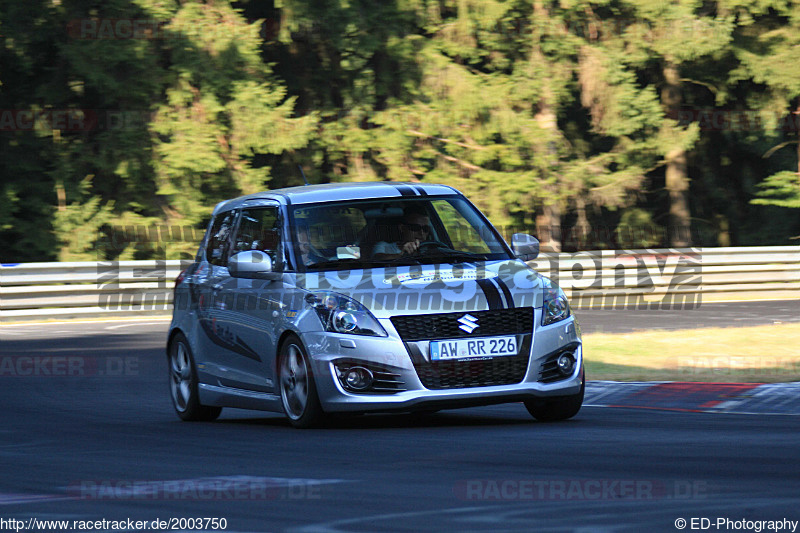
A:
[585,381,800,414]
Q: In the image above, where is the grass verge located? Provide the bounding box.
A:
[583,323,800,382]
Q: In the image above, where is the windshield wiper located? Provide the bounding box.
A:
[305,259,362,269]
[304,252,486,270]
[305,258,413,270]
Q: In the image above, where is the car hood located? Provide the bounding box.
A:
[293,259,546,318]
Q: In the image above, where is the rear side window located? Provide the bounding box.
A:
[205,210,237,266]
[232,207,281,266]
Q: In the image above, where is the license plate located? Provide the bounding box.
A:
[430,336,518,361]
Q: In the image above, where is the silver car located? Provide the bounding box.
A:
[168,182,584,428]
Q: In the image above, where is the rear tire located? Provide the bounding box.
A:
[168,333,222,422]
[279,335,325,429]
[524,375,584,422]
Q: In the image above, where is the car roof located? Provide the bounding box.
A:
[212,182,461,215]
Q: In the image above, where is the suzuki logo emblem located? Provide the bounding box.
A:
[457,314,479,334]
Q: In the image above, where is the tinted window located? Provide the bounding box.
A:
[232,207,281,266]
[289,197,511,270]
[293,205,365,264]
[205,210,237,266]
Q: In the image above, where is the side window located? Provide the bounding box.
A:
[232,207,281,267]
[205,210,237,266]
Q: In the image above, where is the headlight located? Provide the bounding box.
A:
[542,277,571,326]
[306,291,387,337]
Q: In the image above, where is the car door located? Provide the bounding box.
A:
[194,207,271,392]
[221,201,285,393]
[194,209,246,385]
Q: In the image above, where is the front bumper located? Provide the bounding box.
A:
[301,312,583,413]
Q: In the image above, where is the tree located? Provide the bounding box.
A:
[594,0,733,246]
[3,0,800,262]
[148,1,316,233]
[735,0,800,211]
[0,0,316,261]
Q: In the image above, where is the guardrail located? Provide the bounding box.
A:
[530,246,800,309]
[0,261,190,320]
[1,246,799,321]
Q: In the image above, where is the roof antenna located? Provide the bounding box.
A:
[298,165,310,186]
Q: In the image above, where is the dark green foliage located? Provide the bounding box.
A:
[1,0,799,262]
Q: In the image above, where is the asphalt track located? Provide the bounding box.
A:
[1,301,799,532]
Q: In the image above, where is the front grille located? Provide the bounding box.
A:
[333,359,406,394]
[390,307,534,341]
[400,334,533,390]
[414,352,530,389]
[538,344,580,383]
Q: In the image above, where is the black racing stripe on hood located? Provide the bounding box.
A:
[476,278,503,310]
[494,277,516,309]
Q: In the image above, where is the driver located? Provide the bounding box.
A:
[372,208,432,259]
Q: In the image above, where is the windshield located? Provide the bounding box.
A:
[290,196,512,270]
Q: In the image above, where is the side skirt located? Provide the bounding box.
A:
[198,383,282,412]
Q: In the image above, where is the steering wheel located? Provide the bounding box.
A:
[412,240,452,254]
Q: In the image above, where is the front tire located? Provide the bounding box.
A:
[168,333,222,422]
[524,375,584,422]
[279,335,325,429]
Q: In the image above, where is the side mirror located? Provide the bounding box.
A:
[228,250,281,280]
[512,233,539,261]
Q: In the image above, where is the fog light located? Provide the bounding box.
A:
[344,366,373,391]
[557,353,575,375]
